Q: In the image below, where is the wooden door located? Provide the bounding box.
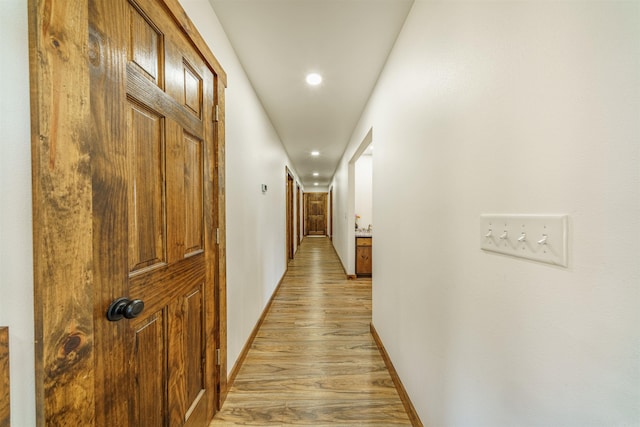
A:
[296,184,301,245]
[286,170,294,260]
[305,193,327,235]
[29,0,227,425]
[93,0,219,424]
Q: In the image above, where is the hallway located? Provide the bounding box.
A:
[210,237,411,426]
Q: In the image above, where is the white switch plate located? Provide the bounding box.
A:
[480,214,568,267]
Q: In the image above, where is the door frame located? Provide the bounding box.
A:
[27,0,228,424]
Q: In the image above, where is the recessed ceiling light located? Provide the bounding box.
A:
[312,172,319,176]
[311,151,320,156]
[306,73,322,86]
[314,183,319,186]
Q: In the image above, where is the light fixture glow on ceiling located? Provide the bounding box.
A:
[314,183,319,186]
[313,172,319,176]
[306,73,322,86]
[311,151,320,156]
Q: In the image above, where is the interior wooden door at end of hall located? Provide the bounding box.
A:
[90,0,221,425]
[305,192,327,235]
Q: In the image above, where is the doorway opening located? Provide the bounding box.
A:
[346,128,373,276]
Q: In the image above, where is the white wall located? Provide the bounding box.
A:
[0,0,36,425]
[355,155,372,230]
[331,153,355,274]
[332,1,640,425]
[178,0,303,372]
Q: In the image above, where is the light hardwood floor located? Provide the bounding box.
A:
[210,236,412,426]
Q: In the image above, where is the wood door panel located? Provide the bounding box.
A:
[127,100,167,273]
[309,201,322,216]
[183,132,204,256]
[128,1,164,86]
[184,288,205,405]
[132,312,166,427]
[183,61,203,119]
[168,284,207,426]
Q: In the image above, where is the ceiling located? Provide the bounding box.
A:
[209,0,414,188]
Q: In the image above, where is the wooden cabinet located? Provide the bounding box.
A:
[0,327,8,427]
[356,237,372,276]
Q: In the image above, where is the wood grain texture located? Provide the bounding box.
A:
[210,237,412,426]
[286,169,295,261]
[89,1,138,424]
[329,188,333,240]
[305,193,327,235]
[132,314,165,427]
[30,0,226,424]
[0,327,8,427]
[356,237,372,276]
[28,1,95,425]
[370,323,424,427]
[215,80,228,409]
[91,1,218,425]
[296,184,301,246]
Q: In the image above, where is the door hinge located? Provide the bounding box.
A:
[215,348,221,366]
[216,228,220,244]
[214,104,219,122]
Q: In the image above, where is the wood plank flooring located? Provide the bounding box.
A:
[210,236,412,426]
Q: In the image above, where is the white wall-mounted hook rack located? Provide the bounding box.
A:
[480,214,568,267]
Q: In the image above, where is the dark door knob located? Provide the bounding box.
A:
[106,297,145,321]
